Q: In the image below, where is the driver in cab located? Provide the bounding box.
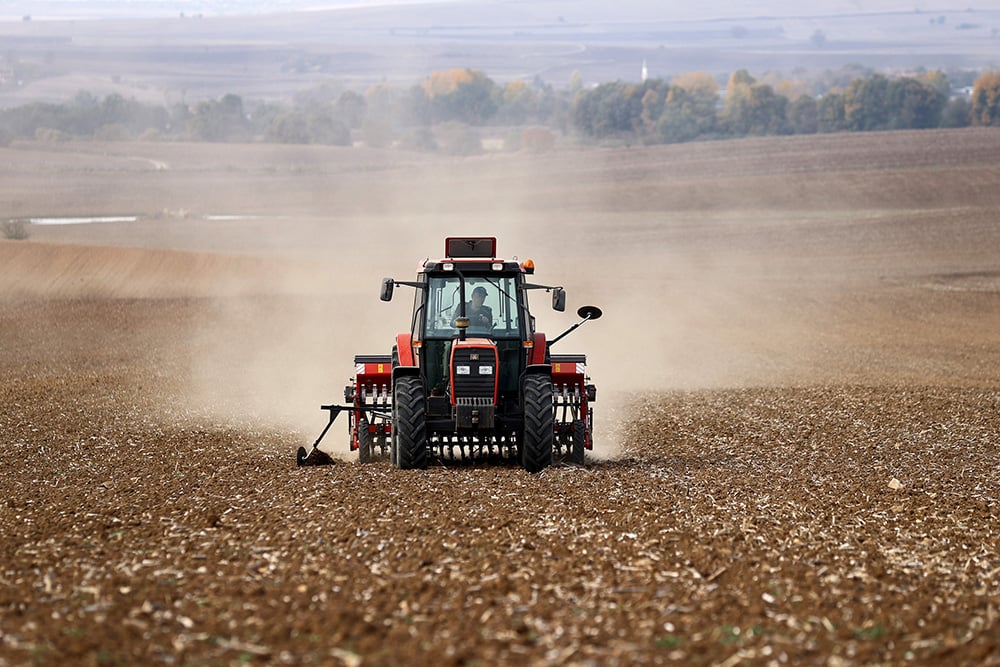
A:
[460,286,493,330]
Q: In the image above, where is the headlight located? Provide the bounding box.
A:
[478,366,493,375]
[456,365,471,375]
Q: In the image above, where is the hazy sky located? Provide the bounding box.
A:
[6,0,992,21]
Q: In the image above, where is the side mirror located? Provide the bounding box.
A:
[552,287,566,312]
[380,277,395,302]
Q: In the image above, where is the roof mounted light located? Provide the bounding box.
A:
[445,237,497,258]
[492,263,503,271]
[521,259,535,274]
[442,262,454,271]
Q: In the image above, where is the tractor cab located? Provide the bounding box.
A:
[381,237,565,414]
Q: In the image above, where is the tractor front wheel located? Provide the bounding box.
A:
[522,374,554,473]
[394,375,427,470]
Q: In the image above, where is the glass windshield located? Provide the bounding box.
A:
[425,275,521,338]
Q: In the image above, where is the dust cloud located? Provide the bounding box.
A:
[13,128,986,459]
[178,210,836,461]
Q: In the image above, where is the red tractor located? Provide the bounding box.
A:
[297,237,601,472]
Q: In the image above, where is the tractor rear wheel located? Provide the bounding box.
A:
[522,374,554,473]
[357,416,373,464]
[394,375,428,469]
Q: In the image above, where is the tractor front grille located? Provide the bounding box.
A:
[451,347,497,400]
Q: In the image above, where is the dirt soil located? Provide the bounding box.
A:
[2,129,1000,666]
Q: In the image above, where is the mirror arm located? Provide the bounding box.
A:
[547,315,591,348]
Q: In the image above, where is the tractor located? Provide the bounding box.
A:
[297,236,601,472]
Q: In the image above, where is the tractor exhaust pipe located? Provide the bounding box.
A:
[547,305,603,349]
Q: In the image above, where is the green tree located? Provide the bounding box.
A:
[817,92,846,132]
[362,117,393,148]
[307,110,351,145]
[844,74,890,131]
[746,84,789,135]
[656,83,717,143]
[437,121,482,155]
[401,85,432,126]
[939,97,971,128]
[267,112,310,144]
[724,70,789,136]
[571,81,650,139]
[788,95,819,134]
[188,94,248,141]
[334,91,367,129]
[398,126,437,151]
[886,77,947,129]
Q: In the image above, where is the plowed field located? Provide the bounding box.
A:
[2,129,999,666]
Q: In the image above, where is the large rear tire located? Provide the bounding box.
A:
[522,374,554,473]
[394,375,428,470]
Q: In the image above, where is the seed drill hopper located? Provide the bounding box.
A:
[297,236,601,472]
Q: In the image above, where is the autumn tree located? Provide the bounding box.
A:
[422,68,498,124]
[656,82,718,143]
[674,71,719,103]
[568,70,583,93]
[654,72,718,143]
[722,69,756,132]
[497,80,536,124]
[916,70,950,96]
[639,87,665,137]
[723,71,789,136]
[971,69,1000,126]
[364,82,403,126]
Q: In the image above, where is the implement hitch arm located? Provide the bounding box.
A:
[296,404,390,467]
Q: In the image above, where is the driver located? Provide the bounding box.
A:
[459,286,493,329]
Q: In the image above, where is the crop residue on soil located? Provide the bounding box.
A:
[3,129,1000,664]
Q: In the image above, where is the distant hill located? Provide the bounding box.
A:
[1,1,997,104]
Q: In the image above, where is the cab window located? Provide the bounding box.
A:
[424,275,521,338]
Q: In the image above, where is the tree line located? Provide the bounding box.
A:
[1,67,999,151]
[575,69,982,143]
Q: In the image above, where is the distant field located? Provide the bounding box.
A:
[4,126,1000,408]
[0,2,998,103]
